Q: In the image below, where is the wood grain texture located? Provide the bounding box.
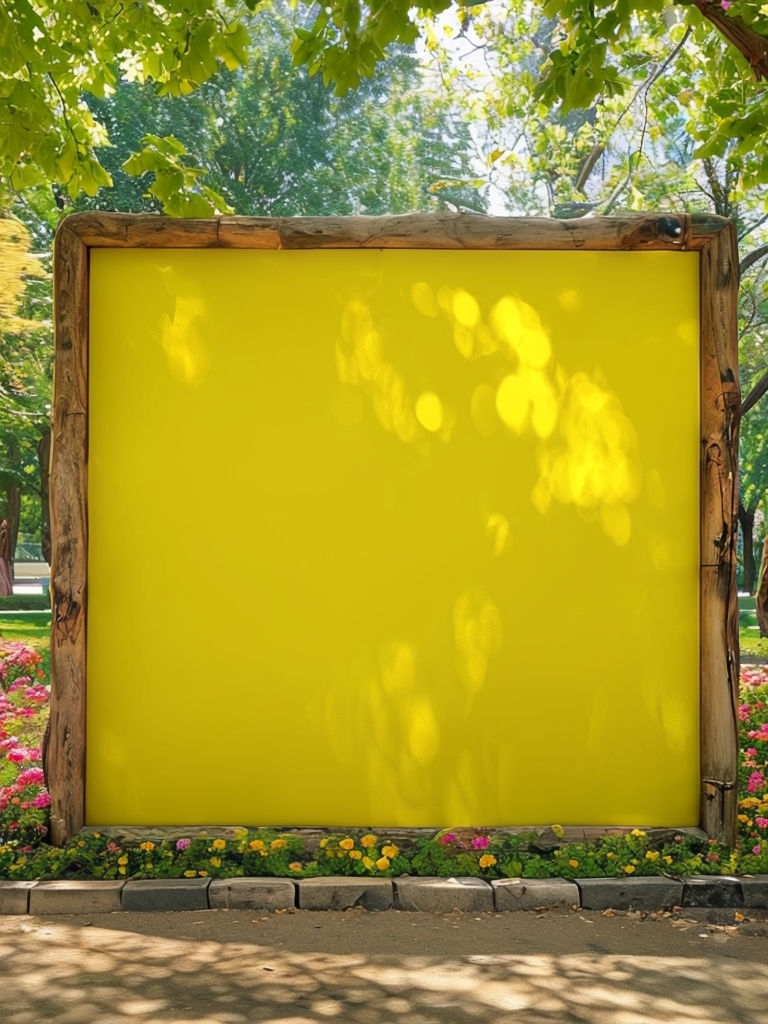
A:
[47,223,89,846]
[699,222,741,845]
[61,210,729,252]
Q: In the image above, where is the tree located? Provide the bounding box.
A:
[70,9,481,218]
[0,0,255,208]
[2,2,767,207]
[0,218,52,572]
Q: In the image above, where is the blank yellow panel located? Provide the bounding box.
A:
[87,247,700,826]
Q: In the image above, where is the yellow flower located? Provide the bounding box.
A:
[212,839,226,850]
[630,829,646,838]
[568,859,579,869]
[376,857,390,871]
[249,840,265,852]
[319,838,329,848]
[118,866,126,876]
[662,856,673,865]
[77,840,86,848]
[198,870,208,877]
[91,832,101,838]
[363,856,375,870]
[479,854,497,868]
[289,862,303,872]
[339,837,355,851]
[140,841,156,852]
[645,851,659,861]
[361,834,377,848]
[184,870,196,878]
[349,850,362,860]
[117,855,128,866]
[551,824,564,838]
[210,857,221,868]
[382,844,399,859]
[738,814,750,823]
[271,838,287,851]
[606,853,616,860]
[623,864,635,874]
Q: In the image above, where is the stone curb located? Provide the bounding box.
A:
[1,875,767,916]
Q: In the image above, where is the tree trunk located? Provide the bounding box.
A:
[739,504,757,594]
[38,426,52,565]
[1,483,20,580]
[757,536,768,637]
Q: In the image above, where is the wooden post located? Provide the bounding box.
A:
[46,222,89,846]
[699,221,741,846]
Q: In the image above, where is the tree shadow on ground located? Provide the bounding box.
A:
[3,908,768,1023]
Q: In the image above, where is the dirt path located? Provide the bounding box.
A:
[2,906,768,1023]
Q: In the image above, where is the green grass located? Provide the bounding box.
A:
[738,597,768,659]
[0,612,51,678]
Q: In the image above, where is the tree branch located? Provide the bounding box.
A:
[690,0,768,80]
[742,369,768,417]
[740,242,768,277]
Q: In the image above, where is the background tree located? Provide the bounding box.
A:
[70,8,481,218]
[0,218,51,572]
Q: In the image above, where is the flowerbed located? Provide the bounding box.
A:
[1,641,767,882]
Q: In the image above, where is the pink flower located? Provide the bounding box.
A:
[739,704,751,721]
[16,767,45,786]
[748,724,768,741]
[176,838,191,851]
[748,771,765,794]
[471,836,490,850]
[32,793,51,808]
[756,817,768,829]
[753,845,762,856]
[439,833,457,846]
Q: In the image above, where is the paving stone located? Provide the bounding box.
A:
[739,875,768,909]
[209,878,296,911]
[682,876,743,908]
[0,881,37,915]
[394,877,493,913]
[578,877,683,911]
[29,880,124,915]
[121,878,210,912]
[493,878,579,911]
[297,878,393,911]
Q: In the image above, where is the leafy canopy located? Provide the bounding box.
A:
[0,0,255,202]
[2,0,767,205]
[289,0,768,182]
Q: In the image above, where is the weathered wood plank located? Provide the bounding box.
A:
[61,211,731,252]
[62,211,220,248]
[47,223,89,846]
[699,221,741,845]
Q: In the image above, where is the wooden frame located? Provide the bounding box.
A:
[47,212,740,846]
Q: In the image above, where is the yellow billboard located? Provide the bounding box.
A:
[48,214,741,842]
